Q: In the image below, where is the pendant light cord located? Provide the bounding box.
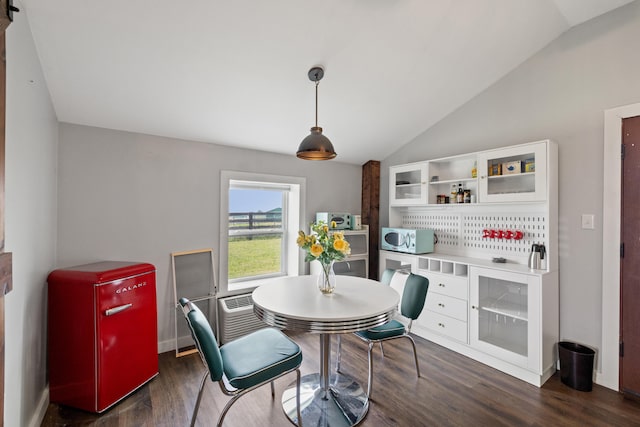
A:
[315,80,319,127]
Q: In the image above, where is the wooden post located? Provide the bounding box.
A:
[361,161,380,280]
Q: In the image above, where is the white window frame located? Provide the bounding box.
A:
[219,171,306,296]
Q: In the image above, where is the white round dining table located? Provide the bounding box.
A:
[252,275,399,427]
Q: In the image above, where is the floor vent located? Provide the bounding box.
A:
[217,293,266,344]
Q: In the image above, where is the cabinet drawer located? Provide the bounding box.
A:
[421,310,468,343]
[423,272,468,300]
[425,293,467,322]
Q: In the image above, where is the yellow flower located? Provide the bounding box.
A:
[330,221,337,229]
[310,244,324,257]
[298,220,349,263]
[333,239,350,253]
[296,231,306,246]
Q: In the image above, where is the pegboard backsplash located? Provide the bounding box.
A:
[400,211,548,261]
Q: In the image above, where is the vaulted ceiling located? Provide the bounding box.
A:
[20,0,635,164]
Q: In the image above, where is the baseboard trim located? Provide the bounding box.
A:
[158,338,175,354]
[29,386,49,427]
[158,335,194,354]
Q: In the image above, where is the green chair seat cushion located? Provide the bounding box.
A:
[355,319,406,341]
[220,328,303,390]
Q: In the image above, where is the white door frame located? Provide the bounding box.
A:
[601,102,640,390]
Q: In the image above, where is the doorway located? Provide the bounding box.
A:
[603,102,640,392]
[620,115,640,398]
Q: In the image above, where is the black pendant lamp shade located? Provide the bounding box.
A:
[296,67,336,160]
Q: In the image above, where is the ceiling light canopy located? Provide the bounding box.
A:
[296,67,336,161]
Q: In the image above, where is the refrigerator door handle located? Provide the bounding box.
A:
[105,303,133,316]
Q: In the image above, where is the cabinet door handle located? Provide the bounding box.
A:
[438,303,445,307]
[471,305,478,310]
[438,323,445,328]
[438,283,445,288]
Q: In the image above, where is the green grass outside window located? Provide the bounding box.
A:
[228,235,282,279]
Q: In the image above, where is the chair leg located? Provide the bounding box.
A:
[405,335,420,378]
[336,334,342,372]
[217,394,240,427]
[379,342,384,357]
[191,371,208,427]
[366,341,375,400]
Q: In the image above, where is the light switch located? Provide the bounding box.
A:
[581,214,595,230]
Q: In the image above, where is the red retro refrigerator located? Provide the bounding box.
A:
[47,261,158,412]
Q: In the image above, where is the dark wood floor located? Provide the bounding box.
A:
[42,331,640,426]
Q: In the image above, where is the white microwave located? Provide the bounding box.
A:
[381,227,435,254]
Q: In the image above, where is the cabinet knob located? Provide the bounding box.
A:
[438,323,445,328]
[438,303,445,307]
[438,283,445,287]
[471,305,478,310]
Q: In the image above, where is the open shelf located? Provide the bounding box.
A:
[417,257,469,278]
[429,177,477,185]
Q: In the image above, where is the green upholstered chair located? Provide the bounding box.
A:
[336,269,429,399]
[179,298,302,427]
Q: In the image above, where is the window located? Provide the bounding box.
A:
[220,171,305,294]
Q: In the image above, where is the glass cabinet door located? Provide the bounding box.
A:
[470,267,540,371]
[389,162,428,205]
[477,142,547,202]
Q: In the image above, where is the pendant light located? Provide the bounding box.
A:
[296,66,337,160]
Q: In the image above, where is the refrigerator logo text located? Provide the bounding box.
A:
[116,281,147,294]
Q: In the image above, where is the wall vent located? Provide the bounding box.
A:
[217,293,266,344]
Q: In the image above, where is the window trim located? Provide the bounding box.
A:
[219,171,306,296]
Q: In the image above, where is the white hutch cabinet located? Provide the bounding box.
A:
[382,139,558,387]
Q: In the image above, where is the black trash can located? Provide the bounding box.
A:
[558,341,595,391]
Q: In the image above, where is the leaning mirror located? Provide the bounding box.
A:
[171,248,216,357]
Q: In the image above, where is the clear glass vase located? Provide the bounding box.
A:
[316,260,336,294]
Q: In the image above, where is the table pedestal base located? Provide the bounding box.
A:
[282,372,369,426]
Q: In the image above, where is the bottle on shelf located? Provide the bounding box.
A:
[471,161,477,178]
[450,184,458,204]
[457,184,464,203]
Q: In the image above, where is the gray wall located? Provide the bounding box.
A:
[381,1,640,375]
[5,5,59,427]
[57,123,362,348]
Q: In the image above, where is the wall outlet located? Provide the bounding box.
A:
[581,214,595,230]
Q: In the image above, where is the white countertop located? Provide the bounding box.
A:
[382,250,554,276]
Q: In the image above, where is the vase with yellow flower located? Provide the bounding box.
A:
[297,220,351,294]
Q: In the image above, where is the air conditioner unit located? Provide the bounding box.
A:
[217,293,267,344]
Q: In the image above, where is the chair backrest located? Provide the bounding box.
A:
[380,268,396,286]
[399,273,429,320]
[380,269,429,320]
[179,298,225,382]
